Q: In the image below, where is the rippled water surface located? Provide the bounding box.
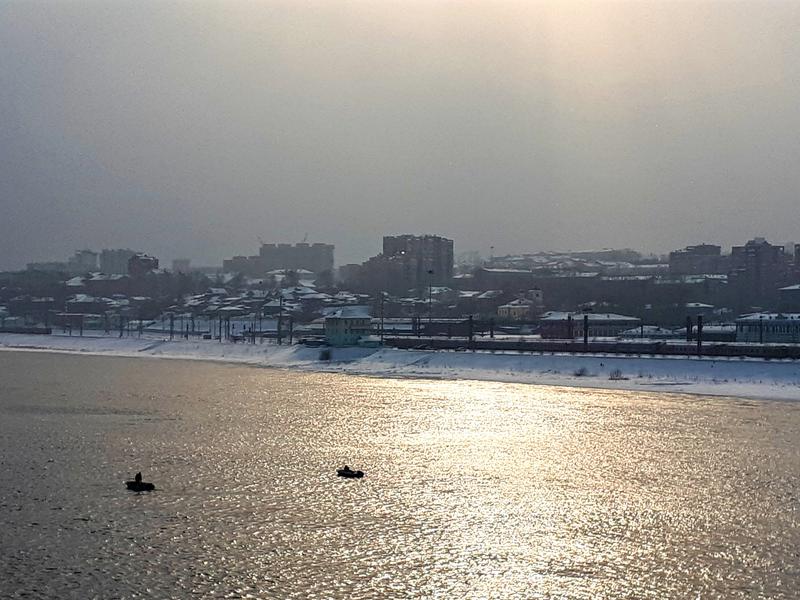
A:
[2,351,800,598]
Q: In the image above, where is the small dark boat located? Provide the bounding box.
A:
[125,480,155,492]
[337,467,364,479]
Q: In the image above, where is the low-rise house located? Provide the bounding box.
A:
[497,298,536,321]
[324,306,372,346]
[539,311,641,339]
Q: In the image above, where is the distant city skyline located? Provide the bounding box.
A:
[3,2,800,271]
[11,233,800,273]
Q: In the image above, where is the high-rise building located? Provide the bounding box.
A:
[258,243,334,274]
[729,238,791,309]
[100,249,136,274]
[668,244,724,275]
[67,250,99,274]
[382,234,454,292]
[128,253,159,277]
[223,242,335,277]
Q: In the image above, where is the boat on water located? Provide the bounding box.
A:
[337,466,364,479]
[126,472,155,492]
[126,480,155,492]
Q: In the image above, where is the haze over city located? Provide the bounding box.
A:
[3,0,800,270]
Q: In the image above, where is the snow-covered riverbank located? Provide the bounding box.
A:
[2,333,800,400]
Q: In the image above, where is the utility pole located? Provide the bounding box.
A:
[696,315,703,356]
[583,314,589,351]
[380,292,385,344]
[277,296,284,345]
[427,269,434,325]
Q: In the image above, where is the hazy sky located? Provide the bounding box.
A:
[2,0,800,269]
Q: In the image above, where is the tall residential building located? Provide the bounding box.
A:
[382,234,454,292]
[668,244,724,275]
[67,250,99,274]
[100,248,136,274]
[258,243,334,274]
[729,237,791,309]
[223,242,335,277]
[128,253,159,277]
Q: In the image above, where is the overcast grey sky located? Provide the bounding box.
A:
[2,0,800,269]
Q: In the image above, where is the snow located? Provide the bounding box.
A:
[1,333,799,401]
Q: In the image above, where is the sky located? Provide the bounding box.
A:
[2,0,800,270]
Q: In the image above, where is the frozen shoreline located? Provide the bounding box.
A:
[2,333,800,401]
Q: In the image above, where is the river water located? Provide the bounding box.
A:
[1,351,800,599]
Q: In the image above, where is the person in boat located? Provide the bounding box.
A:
[135,472,142,484]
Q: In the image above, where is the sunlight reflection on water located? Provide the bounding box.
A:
[2,352,800,598]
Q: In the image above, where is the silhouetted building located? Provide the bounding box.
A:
[223,255,257,275]
[224,243,334,277]
[100,249,136,274]
[67,250,98,274]
[729,238,791,310]
[382,234,453,292]
[259,243,334,275]
[128,253,159,277]
[669,244,724,275]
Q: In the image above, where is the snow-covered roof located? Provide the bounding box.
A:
[482,268,533,274]
[88,273,126,281]
[736,312,800,322]
[499,299,534,308]
[540,311,640,322]
[477,290,504,299]
[325,305,371,319]
[620,325,676,336]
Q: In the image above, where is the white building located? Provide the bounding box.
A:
[497,299,536,321]
[324,306,373,347]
